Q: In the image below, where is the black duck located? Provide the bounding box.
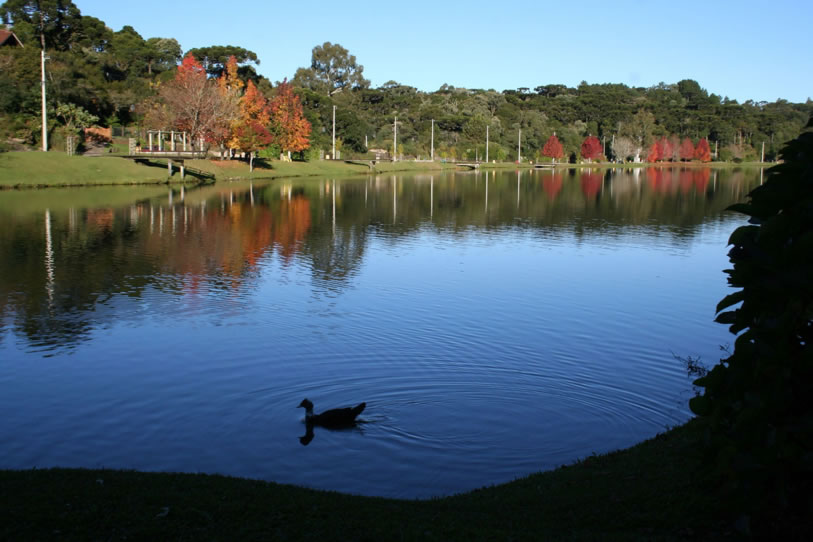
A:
[298,398,365,428]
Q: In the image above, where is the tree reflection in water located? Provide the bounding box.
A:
[0,167,758,353]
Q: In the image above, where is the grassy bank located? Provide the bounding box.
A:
[0,152,463,188]
[3,420,791,541]
[1,152,769,189]
[0,151,173,187]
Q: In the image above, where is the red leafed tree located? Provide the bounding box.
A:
[694,138,712,162]
[580,135,602,162]
[230,80,272,171]
[232,121,272,171]
[646,142,660,162]
[270,79,312,158]
[542,134,564,162]
[150,54,233,147]
[655,136,673,162]
[679,138,695,161]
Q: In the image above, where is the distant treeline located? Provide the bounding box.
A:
[1,0,811,160]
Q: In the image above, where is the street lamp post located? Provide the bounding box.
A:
[41,48,49,152]
[332,105,336,159]
[431,119,434,161]
[486,125,489,163]
[517,129,521,163]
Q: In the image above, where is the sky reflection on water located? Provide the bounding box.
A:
[0,167,760,497]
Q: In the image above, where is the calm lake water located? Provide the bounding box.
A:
[0,167,760,498]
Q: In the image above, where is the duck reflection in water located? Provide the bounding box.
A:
[298,398,366,446]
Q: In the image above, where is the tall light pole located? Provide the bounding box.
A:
[332,105,336,159]
[486,125,489,163]
[430,119,434,161]
[517,128,521,163]
[393,116,397,161]
[41,48,49,152]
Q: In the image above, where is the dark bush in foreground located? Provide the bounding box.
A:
[691,118,813,524]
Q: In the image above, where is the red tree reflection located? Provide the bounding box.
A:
[542,173,563,200]
[693,168,711,192]
[581,171,602,198]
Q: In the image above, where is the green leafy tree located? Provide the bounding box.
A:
[53,101,98,133]
[106,25,147,79]
[691,119,813,528]
[185,45,259,78]
[293,42,370,96]
[144,37,181,75]
[73,15,111,52]
[0,0,81,49]
[618,110,657,161]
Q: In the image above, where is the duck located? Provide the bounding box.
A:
[298,398,366,428]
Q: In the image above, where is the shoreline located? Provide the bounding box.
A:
[0,151,771,190]
[0,419,744,540]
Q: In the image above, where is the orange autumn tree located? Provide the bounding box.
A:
[542,134,564,163]
[212,55,243,159]
[679,137,695,161]
[658,136,674,162]
[694,138,712,162]
[270,79,311,160]
[230,80,272,171]
[646,142,660,162]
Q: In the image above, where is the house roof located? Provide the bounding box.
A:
[0,29,23,47]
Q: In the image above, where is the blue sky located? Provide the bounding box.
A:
[77,0,811,103]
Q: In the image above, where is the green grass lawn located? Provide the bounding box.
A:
[0,151,173,187]
[2,151,766,189]
[0,152,465,188]
[3,420,789,541]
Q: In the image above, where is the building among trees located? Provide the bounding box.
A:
[0,28,22,47]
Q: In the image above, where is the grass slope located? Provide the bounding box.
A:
[0,421,761,541]
[0,152,171,187]
[0,152,467,187]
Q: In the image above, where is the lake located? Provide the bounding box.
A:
[0,166,760,498]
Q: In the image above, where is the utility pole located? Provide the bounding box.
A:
[486,125,489,163]
[430,119,434,161]
[761,141,765,163]
[517,129,521,163]
[332,105,336,159]
[393,116,397,161]
[41,49,48,152]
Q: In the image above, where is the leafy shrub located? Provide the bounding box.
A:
[302,146,321,162]
[691,118,813,520]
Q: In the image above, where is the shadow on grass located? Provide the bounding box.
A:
[132,158,216,184]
